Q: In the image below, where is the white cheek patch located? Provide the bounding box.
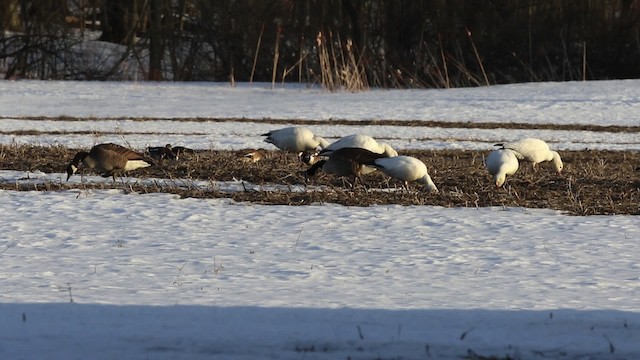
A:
[71,165,78,173]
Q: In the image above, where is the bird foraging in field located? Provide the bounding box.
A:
[146,144,178,162]
[262,126,330,153]
[304,147,384,187]
[362,152,439,193]
[169,145,196,158]
[308,147,438,193]
[321,133,398,158]
[485,148,519,187]
[494,138,563,174]
[67,143,151,181]
[146,144,195,162]
[242,149,268,163]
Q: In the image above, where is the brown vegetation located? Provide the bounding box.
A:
[1,144,638,215]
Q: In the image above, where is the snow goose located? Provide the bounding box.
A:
[304,147,385,187]
[494,138,563,174]
[321,134,398,157]
[366,154,439,193]
[67,143,151,181]
[262,126,330,153]
[485,148,519,187]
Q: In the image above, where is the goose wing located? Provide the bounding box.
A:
[329,147,385,165]
[96,143,145,160]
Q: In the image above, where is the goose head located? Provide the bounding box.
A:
[66,164,78,181]
[494,173,507,188]
[418,174,439,193]
[66,151,88,181]
[299,151,320,165]
[551,151,563,175]
[380,143,398,157]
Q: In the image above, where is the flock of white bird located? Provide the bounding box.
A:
[65,125,563,191]
[260,126,564,190]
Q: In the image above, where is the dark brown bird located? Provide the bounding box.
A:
[146,144,178,161]
[146,144,197,163]
[169,144,196,158]
[67,143,151,181]
[304,147,385,187]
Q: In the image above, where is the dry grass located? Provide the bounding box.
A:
[316,32,368,92]
[0,144,638,215]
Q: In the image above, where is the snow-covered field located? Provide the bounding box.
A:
[0,79,639,359]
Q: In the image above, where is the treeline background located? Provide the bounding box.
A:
[1,0,639,88]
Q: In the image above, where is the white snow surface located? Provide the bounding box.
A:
[0,79,639,359]
[1,79,640,126]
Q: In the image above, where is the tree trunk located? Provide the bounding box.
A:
[148,0,164,80]
[99,0,134,44]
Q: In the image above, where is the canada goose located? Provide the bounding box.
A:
[494,138,563,174]
[298,151,320,166]
[304,147,385,187]
[262,126,330,153]
[485,148,519,187]
[243,149,268,163]
[312,134,398,174]
[67,143,151,181]
[321,134,398,157]
[361,152,439,193]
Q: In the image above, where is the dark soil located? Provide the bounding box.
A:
[1,144,638,215]
[2,115,639,133]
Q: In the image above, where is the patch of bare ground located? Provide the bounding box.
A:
[1,144,638,215]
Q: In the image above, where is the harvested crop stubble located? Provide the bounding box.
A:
[0,144,638,215]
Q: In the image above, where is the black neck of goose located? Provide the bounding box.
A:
[306,159,326,177]
[72,151,89,166]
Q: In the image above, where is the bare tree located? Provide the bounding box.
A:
[148,0,164,80]
[99,0,139,45]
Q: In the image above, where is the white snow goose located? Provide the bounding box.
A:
[494,138,563,174]
[485,148,519,187]
[320,134,398,157]
[262,126,330,153]
[67,143,151,181]
[367,154,439,193]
